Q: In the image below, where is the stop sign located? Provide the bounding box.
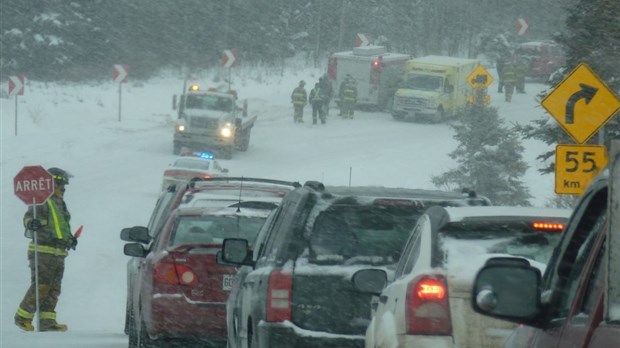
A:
[14,166,55,205]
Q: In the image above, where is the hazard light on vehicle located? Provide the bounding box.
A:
[189,84,200,91]
[532,222,565,231]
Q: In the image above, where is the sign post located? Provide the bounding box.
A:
[356,33,371,47]
[113,65,128,121]
[9,75,25,136]
[555,144,607,195]
[467,65,493,106]
[222,49,238,91]
[516,18,529,36]
[14,166,55,332]
[542,63,620,195]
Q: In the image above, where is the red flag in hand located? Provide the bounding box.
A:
[74,225,84,239]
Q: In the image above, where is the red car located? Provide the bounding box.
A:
[515,41,565,80]
[124,205,273,347]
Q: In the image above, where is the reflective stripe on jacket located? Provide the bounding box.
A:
[343,86,357,102]
[310,87,323,103]
[28,243,69,257]
[291,87,307,106]
[24,195,72,248]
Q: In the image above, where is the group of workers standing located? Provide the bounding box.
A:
[496,52,529,102]
[290,74,357,124]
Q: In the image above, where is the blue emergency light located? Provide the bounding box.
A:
[194,152,215,160]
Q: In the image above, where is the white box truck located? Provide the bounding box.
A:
[327,46,411,111]
[391,56,479,122]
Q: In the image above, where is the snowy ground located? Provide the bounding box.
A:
[0,64,557,347]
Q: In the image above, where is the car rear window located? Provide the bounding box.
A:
[169,215,266,247]
[308,203,422,265]
[174,159,209,170]
[440,220,564,266]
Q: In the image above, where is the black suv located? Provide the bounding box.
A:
[222,181,490,348]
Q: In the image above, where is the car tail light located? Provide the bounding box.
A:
[266,270,292,322]
[406,274,452,335]
[532,222,564,231]
[153,257,198,286]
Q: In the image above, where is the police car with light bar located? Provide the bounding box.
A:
[161,151,229,191]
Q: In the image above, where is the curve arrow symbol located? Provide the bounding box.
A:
[565,83,598,124]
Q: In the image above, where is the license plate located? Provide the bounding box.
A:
[222,274,234,291]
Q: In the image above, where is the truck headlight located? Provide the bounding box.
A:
[176,124,185,132]
[220,127,232,138]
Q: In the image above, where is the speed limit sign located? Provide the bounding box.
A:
[555,144,607,195]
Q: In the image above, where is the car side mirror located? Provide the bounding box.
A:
[351,269,388,295]
[123,243,148,258]
[222,238,253,266]
[471,257,543,327]
[120,226,151,244]
[222,168,229,173]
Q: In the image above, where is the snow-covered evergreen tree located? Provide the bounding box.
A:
[432,105,532,206]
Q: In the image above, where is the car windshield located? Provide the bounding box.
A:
[440,220,564,265]
[169,215,266,247]
[404,73,443,91]
[185,94,233,111]
[308,202,422,265]
[174,158,210,170]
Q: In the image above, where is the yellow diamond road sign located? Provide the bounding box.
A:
[542,63,620,144]
[555,144,607,195]
[467,65,494,89]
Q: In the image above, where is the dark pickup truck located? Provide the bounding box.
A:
[470,165,620,347]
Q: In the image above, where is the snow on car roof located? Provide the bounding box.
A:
[177,206,274,218]
[443,206,572,222]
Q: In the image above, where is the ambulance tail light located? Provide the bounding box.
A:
[406,274,452,335]
[370,59,382,86]
[266,270,292,322]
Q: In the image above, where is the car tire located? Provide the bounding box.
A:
[220,146,233,160]
[138,315,158,348]
[435,106,446,123]
[238,131,251,152]
[127,311,138,348]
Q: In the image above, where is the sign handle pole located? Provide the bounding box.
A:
[118,83,122,122]
[14,95,18,136]
[32,200,41,332]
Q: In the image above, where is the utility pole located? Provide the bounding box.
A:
[337,1,347,50]
[315,1,322,66]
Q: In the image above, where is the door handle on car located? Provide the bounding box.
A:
[379,295,388,304]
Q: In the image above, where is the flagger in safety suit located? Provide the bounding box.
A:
[291,80,308,123]
[15,167,78,332]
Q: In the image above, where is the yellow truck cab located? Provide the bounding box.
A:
[392,56,479,122]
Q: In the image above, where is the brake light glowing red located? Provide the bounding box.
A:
[266,270,292,322]
[406,275,451,335]
[417,280,446,300]
[153,261,198,286]
[532,222,564,231]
